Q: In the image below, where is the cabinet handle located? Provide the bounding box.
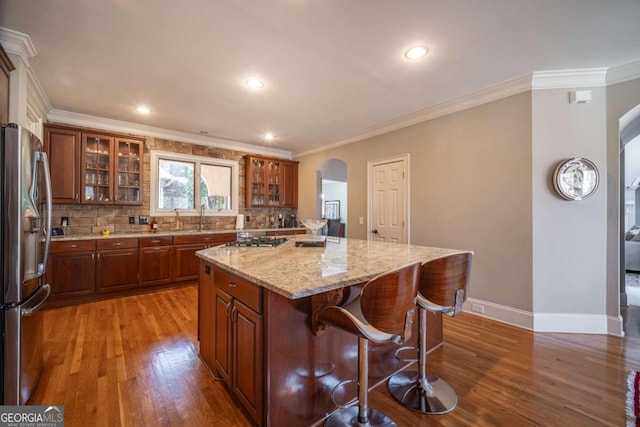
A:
[228,282,237,288]
[69,244,78,248]
[97,253,100,260]
[75,193,79,200]
[150,239,161,243]
[114,242,121,246]
[231,306,237,321]
[226,303,232,319]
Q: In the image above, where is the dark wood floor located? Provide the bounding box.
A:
[32,286,640,426]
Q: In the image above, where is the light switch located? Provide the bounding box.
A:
[359,217,364,225]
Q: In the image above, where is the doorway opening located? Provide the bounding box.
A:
[620,104,640,337]
[317,159,347,237]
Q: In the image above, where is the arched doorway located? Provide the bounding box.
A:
[318,159,347,236]
[619,104,640,335]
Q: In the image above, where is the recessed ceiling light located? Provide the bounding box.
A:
[245,79,265,89]
[136,106,151,114]
[264,133,274,141]
[404,46,429,60]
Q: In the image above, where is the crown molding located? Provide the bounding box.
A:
[296,67,621,158]
[531,68,608,90]
[0,27,37,64]
[295,74,532,158]
[26,67,52,120]
[296,75,532,157]
[47,109,293,159]
[607,58,640,86]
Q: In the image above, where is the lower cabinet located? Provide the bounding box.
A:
[47,240,96,297]
[201,262,263,426]
[96,238,139,292]
[174,233,235,282]
[139,236,173,287]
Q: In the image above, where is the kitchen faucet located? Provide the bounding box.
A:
[200,203,206,231]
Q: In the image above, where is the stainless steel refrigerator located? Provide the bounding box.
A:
[1,123,52,405]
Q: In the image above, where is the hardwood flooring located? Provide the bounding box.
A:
[32,286,640,426]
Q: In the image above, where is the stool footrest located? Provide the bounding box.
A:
[330,378,358,408]
[394,345,418,363]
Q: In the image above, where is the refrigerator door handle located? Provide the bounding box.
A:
[21,284,51,317]
[35,151,53,277]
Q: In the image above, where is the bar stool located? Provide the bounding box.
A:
[388,252,473,415]
[318,262,421,427]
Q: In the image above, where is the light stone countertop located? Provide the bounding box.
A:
[49,228,306,242]
[196,235,469,300]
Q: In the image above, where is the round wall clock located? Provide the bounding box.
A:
[553,157,599,201]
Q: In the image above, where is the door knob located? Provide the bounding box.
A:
[371,229,378,234]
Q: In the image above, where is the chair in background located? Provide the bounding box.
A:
[318,262,421,426]
[388,252,473,415]
[327,218,345,237]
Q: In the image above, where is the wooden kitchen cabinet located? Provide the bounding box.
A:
[96,238,139,292]
[139,236,173,287]
[244,155,298,208]
[173,233,235,282]
[204,263,263,426]
[46,240,96,298]
[44,125,82,204]
[44,124,143,205]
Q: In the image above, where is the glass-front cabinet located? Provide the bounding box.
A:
[82,133,113,204]
[116,138,142,204]
[81,133,143,205]
[244,155,297,208]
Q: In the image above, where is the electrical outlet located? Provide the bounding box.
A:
[61,216,69,227]
[471,303,485,314]
[139,216,149,225]
[129,217,135,224]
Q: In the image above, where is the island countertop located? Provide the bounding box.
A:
[196,235,466,299]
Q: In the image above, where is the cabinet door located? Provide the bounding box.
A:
[44,126,81,204]
[174,244,206,282]
[267,160,282,206]
[199,262,215,368]
[282,161,298,208]
[214,288,232,384]
[115,138,143,205]
[48,251,96,296]
[96,249,139,292]
[232,299,263,425]
[245,156,266,207]
[82,133,114,204]
[139,246,173,286]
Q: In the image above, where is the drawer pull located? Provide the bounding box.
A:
[70,244,77,248]
[228,282,237,288]
[150,239,161,243]
[114,242,121,246]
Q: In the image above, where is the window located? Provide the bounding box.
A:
[150,151,239,216]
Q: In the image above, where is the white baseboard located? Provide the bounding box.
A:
[462,298,624,336]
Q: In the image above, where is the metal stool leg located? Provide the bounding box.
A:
[325,338,397,427]
[388,306,458,414]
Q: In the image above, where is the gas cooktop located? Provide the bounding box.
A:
[225,237,288,247]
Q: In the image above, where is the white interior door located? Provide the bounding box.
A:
[368,156,408,243]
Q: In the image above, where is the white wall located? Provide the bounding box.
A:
[322,180,347,221]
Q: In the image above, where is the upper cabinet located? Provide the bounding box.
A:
[244,155,298,208]
[44,124,143,205]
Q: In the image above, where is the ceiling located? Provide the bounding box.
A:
[1,1,640,155]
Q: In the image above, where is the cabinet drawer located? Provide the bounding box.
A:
[97,237,138,250]
[50,239,96,253]
[140,236,173,247]
[173,233,236,245]
[214,267,262,314]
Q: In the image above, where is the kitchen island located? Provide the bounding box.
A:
[196,235,465,426]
